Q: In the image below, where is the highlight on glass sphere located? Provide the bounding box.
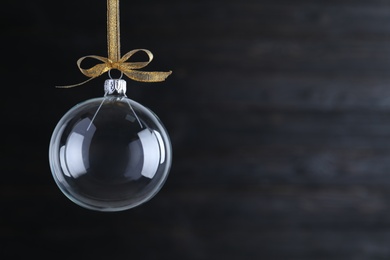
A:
[49,78,172,212]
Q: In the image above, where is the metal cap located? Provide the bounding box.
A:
[104,79,127,95]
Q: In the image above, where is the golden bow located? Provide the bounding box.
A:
[56,49,172,88]
[56,0,172,88]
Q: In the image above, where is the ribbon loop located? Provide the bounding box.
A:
[56,49,172,88]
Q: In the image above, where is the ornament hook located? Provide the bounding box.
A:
[108,69,124,80]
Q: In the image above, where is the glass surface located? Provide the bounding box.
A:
[49,94,172,212]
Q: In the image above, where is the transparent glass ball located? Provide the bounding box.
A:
[49,79,172,212]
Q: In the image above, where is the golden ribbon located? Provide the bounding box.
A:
[57,49,172,88]
[57,0,171,88]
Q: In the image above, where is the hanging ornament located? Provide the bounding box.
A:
[49,0,172,212]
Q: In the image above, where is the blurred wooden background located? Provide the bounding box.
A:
[3,0,390,259]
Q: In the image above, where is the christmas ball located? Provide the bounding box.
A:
[49,79,172,211]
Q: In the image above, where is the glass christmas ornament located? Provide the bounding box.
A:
[49,78,172,212]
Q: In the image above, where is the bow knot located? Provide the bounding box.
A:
[110,61,121,70]
[57,49,172,88]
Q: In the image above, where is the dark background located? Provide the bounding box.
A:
[3,0,390,259]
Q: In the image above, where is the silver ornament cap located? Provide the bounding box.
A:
[104,79,127,95]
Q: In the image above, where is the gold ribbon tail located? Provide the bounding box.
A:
[123,70,172,82]
[117,49,172,82]
[55,77,96,89]
[55,55,111,88]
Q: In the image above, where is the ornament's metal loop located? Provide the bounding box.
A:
[108,69,123,80]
